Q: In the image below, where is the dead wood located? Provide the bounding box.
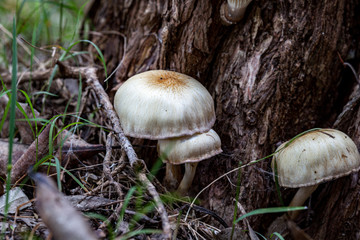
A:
[0,64,90,84]
[85,161,128,196]
[11,124,52,184]
[1,69,55,84]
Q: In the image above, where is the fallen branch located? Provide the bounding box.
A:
[333,93,360,129]
[1,69,54,83]
[0,64,88,84]
[4,61,172,238]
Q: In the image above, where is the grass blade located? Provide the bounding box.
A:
[118,187,136,222]
[235,206,307,223]
[270,232,286,240]
[39,162,88,192]
[117,229,162,240]
[4,16,18,221]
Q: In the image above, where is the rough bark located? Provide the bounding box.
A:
[86,0,360,239]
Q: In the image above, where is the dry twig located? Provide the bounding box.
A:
[98,133,125,229]
[85,162,128,196]
[103,133,124,198]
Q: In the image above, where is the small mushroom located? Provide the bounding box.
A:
[272,128,360,219]
[220,0,253,25]
[114,70,215,140]
[158,129,222,195]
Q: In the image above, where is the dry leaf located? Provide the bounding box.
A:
[0,187,32,214]
[33,173,97,240]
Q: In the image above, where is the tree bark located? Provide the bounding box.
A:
[86,0,360,239]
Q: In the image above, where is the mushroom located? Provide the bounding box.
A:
[114,70,215,140]
[220,0,253,25]
[271,128,360,220]
[114,70,219,192]
[158,129,222,195]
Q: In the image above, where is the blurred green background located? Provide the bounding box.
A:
[0,0,88,68]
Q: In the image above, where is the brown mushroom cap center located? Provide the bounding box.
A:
[148,71,189,91]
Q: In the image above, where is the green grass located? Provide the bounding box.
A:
[235,206,307,223]
[4,16,18,223]
[0,0,88,70]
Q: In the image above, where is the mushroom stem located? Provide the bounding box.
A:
[163,163,182,191]
[288,184,319,220]
[177,162,199,195]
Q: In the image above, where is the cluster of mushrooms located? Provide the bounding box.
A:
[114,70,222,195]
[113,70,360,218]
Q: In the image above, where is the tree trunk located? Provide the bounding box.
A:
[86,0,360,239]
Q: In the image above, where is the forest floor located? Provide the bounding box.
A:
[0,1,328,239]
[0,35,240,239]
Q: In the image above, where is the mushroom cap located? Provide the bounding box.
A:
[228,0,252,10]
[271,129,360,188]
[114,70,215,140]
[158,129,222,165]
[221,0,252,24]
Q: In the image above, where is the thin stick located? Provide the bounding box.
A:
[103,133,124,198]
[138,172,171,239]
[84,163,127,196]
[83,67,140,167]
[0,65,88,84]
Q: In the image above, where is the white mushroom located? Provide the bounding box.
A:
[272,128,360,219]
[158,129,222,195]
[114,70,215,140]
[220,0,253,25]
